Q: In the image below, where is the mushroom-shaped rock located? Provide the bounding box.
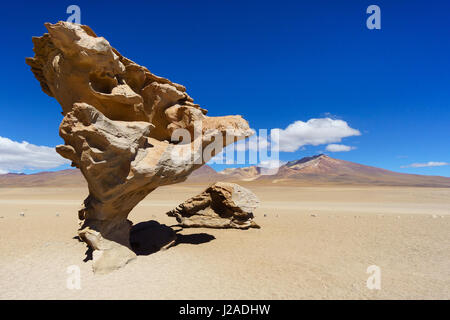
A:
[26,22,252,273]
[167,182,261,229]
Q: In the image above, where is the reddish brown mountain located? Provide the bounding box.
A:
[0,169,85,188]
[218,166,262,181]
[219,154,450,187]
[185,165,222,183]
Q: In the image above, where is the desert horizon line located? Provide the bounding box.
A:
[2,153,450,180]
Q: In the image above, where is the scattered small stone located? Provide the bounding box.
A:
[19,212,25,217]
[56,213,60,217]
[310,214,317,217]
[432,214,438,219]
[264,214,267,217]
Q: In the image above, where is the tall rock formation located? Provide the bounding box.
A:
[26,22,252,273]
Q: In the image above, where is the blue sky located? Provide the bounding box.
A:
[0,0,449,176]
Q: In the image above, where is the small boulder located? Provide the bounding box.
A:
[167,182,260,229]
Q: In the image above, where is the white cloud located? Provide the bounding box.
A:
[258,159,285,169]
[0,136,69,173]
[271,118,361,152]
[401,162,449,168]
[0,169,7,175]
[208,118,360,166]
[325,144,356,152]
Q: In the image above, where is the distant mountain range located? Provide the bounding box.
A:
[0,169,85,188]
[1,154,450,188]
[215,154,450,187]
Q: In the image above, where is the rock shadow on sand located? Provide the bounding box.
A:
[129,220,215,256]
[75,220,215,262]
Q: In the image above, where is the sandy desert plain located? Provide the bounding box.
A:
[0,181,449,300]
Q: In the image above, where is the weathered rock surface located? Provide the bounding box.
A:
[167,182,260,229]
[26,22,252,273]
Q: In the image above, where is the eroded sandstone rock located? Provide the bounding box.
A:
[26,22,252,273]
[167,182,260,229]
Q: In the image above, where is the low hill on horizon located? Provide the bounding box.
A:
[1,154,450,188]
[0,169,85,188]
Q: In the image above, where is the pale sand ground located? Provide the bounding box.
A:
[0,185,449,299]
